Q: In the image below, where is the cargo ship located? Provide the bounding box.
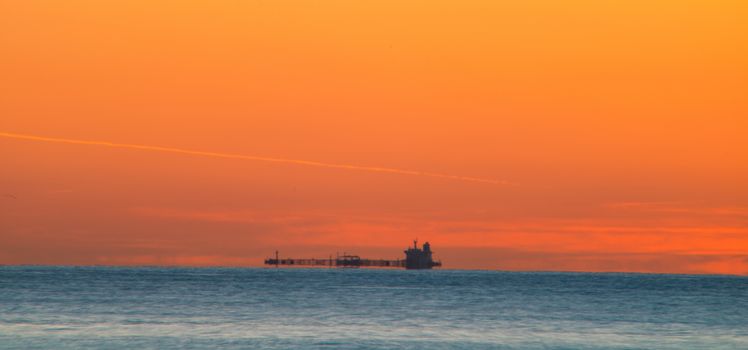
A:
[264,240,442,269]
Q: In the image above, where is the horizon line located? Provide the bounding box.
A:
[0,263,743,277]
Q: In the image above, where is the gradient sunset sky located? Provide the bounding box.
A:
[1,1,746,274]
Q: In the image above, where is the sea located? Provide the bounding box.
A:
[0,266,746,349]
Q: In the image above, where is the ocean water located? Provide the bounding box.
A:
[0,267,746,349]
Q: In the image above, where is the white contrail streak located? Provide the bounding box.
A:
[0,131,512,185]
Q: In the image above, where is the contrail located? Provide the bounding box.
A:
[0,131,511,185]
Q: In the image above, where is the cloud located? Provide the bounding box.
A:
[5,204,747,275]
[606,202,748,217]
[437,247,748,275]
[129,206,748,255]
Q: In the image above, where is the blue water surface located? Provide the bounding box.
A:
[0,266,746,349]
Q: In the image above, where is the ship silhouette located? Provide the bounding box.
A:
[264,240,442,269]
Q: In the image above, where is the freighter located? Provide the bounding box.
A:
[264,240,442,269]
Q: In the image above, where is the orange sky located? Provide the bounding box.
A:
[1,1,747,274]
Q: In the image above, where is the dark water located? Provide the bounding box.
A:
[0,267,746,349]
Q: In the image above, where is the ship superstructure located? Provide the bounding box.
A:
[403,240,439,269]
